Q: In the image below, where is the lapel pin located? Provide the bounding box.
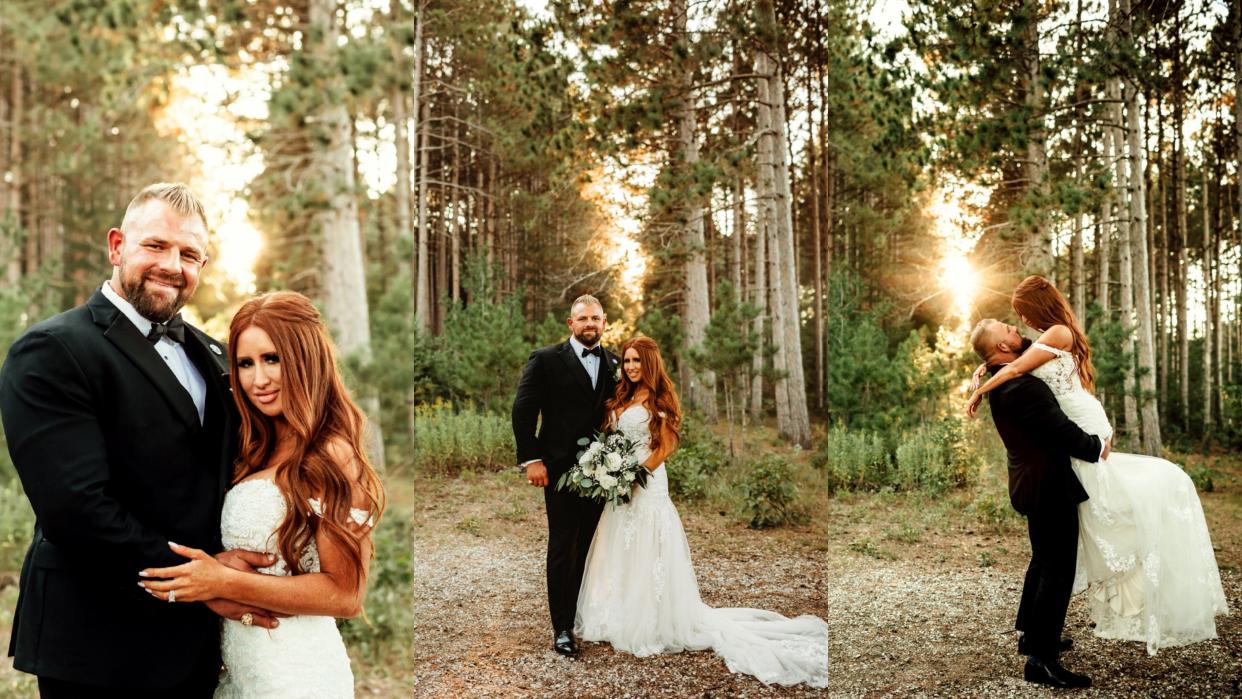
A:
[210,345,223,355]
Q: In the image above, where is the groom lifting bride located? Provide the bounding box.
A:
[970,317,1108,688]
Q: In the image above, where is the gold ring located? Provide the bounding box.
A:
[240,612,254,627]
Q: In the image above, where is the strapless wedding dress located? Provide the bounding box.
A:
[575,405,828,688]
[214,478,366,698]
[1029,342,1228,654]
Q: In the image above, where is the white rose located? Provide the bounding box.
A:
[623,471,635,482]
[605,452,623,473]
[598,474,618,490]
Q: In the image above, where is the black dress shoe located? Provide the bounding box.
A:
[553,630,578,656]
[1018,633,1073,655]
[1024,656,1091,688]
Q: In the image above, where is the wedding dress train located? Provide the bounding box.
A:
[575,405,828,688]
[1029,342,1228,654]
[215,478,368,698]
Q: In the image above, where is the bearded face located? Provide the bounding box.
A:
[108,200,208,323]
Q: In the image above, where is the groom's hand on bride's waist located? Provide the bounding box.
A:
[204,598,284,628]
[216,548,278,573]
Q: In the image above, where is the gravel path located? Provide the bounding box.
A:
[828,482,1242,698]
[412,472,829,698]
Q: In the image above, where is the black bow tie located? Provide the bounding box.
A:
[581,345,602,358]
[146,315,186,344]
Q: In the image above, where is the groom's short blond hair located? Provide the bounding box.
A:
[970,318,1000,362]
[570,294,604,316]
[121,182,209,231]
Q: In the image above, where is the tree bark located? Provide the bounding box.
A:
[1120,0,1161,455]
[756,1,811,445]
[1201,148,1212,432]
[307,0,384,469]
[1021,1,1052,277]
[674,2,717,419]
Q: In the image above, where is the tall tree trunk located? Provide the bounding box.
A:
[1121,0,1161,454]
[749,181,767,422]
[1173,10,1190,431]
[308,0,384,469]
[450,104,461,305]
[808,96,825,411]
[674,2,717,419]
[1110,55,1140,442]
[756,0,811,445]
[392,86,412,268]
[1021,1,1052,277]
[4,60,22,286]
[1202,150,1213,432]
[414,25,431,333]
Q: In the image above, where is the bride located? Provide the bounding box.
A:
[139,291,386,696]
[574,336,828,688]
[966,275,1228,654]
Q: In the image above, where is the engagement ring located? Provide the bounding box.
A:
[240,612,254,627]
[167,589,176,603]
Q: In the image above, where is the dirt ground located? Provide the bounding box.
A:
[411,469,830,698]
[828,452,1242,698]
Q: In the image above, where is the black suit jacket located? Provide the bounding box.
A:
[987,369,1100,516]
[0,289,237,687]
[511,340,620,476]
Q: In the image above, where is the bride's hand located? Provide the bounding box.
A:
[965,390,984,419]
[139,542,235,604]
[969,363,988,392]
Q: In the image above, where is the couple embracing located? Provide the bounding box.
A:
[511,295,828,689]
[968,275,1228,688]
[0,183,385,696]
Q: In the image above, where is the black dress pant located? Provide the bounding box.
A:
[544,480,605,632]
[1016,504,1079,660]
[37,638,220,698]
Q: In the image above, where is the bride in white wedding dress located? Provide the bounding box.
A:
[139,292,386,697]
[575,336,828,688]
[968,276,1228,655]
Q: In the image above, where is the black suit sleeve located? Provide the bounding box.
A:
[511,349,545,464]
[0,330,183,580]
[1008,378,1103,463]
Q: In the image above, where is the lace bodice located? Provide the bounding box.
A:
[615,403,657,465]
[1028,342,1113,441]
[1028,342,1081,397]
[215,478,369,698]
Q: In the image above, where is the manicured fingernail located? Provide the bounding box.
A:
[168,541,179,548]
[138,571,149,577]
[272,620,279,628]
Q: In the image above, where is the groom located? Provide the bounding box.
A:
[970,319,1109,689]
[512,294,619,656]
[0,183,278,696]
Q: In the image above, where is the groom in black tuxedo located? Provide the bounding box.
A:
[971,319,1109,689]
[512,294,619,656]
[0,184,277,697]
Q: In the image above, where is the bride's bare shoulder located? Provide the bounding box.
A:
[1036,324,1074,350]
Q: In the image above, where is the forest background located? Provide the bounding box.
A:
[0,0,830,695]
[827,0,1242,693]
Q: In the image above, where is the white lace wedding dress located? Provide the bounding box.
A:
[214,478,367,698]
[575,405,828,688]
[1029,342,1228,654]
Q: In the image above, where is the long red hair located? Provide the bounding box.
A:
[604,336,682,454]
[228,291,385,582]
[1011,275,1097,393]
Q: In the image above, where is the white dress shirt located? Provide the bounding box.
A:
[568,335,601,389]
[101,281,207,424]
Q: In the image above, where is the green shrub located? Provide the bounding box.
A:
[739,455,805,528]
[667,424,727,501]
[413,401,515,474]
[893,421,972,495]
[826,427,890,492]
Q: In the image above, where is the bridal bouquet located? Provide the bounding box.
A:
[556,431,649,507]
